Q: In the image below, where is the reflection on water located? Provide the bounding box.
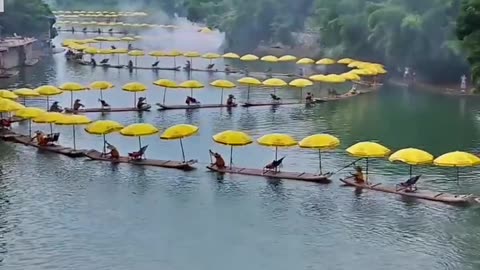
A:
[1,27,480,270]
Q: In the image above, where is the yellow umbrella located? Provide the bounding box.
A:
[347,141,391,179]
[316,58,336,65]
[89,81,114,100]
[178,80,204,97]
[210,80,236,104]
[389,148,434,177]
[153,79,178,105]
[128,50,145,66]
[348,61,366,68]
[240,54,259,61]
[199,27,212,34]
[110,48,128,65]
[149,51,165,61]
[296,58,315,65]
[0,90,18,99]
[183,51,201,69]
[299,134,340,174]
[223,52,240,59]
[122,82,147,107]
[0,98,25,113]
[434,151,480,182]
[84,47,100,55]
[213,130,253,167]
[164,50,183,67]
[238,77,262,104]
[340,72,361,81]
[260,55,279,63]
[33,112,63,134]
[337,58,354,64]
[14,107,46,136]
[257,133,297,162]
[202,52,221,63]
[58,82,88,109]
[160,124,199,162]
[323,74,346,83]
[13,88,40,104]
[278,55,297,62]
[35,85,63,109]
[262,78,287,95]
[55,114,92,150]
[120,123,159,150]
[85,120,124,154]
[309,74,326,82]
[289,79,313,101]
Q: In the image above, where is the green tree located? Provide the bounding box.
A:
[457,0,480,88]
[0,0,54,36]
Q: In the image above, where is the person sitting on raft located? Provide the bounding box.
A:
[349,84,358,95]
[98,99,110,109]
[207,63,215,70]
[73,99,85,111]
[137,97,149,110]
[71,27,75,33]
[184,60,191,71]
[227,94,236,106]
[351,166,366,184]
[49,101,63,112]
[185,96,200,105]
[305,92,313,103]
[91,58,97,67]
[31,130,48,146]
[209,150,225,169]
[105,142,120,160]
[0,118,12,130]
[127,60,134,69]
[97,28,102,34]
[225,65,231,73]
[82,27,87,33]
[128,44,133,51]
[271,93,281,101]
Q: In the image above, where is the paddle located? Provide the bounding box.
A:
[327,158,363,176]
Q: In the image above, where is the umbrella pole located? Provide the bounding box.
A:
[300,87,303,102]
[366,158,369,181]
[220,88,224,104]
[72,125,76,150]
[133,92,136,107]
[230,145,233,169]
[46,96,50,110]
[103,134,106,154]
[409,165,412,178]
[179,138,186,162]
[247,86,250,104]
[190,88,193,97]
[28,119,32,137]
[70,92,74,109]
[319,149,322,175]
[457,167,459,184]
[275,146,278,172]
[100,90,103,101]
[135,57,137,67]
[49,123,53,134]
[23,97,26,105]
[173,57,176,67]
[138,136,142,149]
[162,88,167,105]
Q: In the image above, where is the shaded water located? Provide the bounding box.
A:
[1,28,480,270]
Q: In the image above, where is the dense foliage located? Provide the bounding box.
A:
[0,0,54,36]
[457,0,480,87]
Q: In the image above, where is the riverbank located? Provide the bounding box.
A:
[389,77,478,97]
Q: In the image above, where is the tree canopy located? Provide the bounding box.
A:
[0,0,54,36]
[457,0,480,87]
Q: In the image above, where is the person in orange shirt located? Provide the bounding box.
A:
[209,150,225,169]
[31,130,48,146]
[351,166,365,184]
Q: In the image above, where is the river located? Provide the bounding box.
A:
[0,27,480,270]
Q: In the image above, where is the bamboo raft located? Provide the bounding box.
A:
[58,29,127,34]
[241,102,300,107]
[85,150,196,171]
[186,68,240,74]
[64,105,152,113]
[340,178,479,205]
[207,165,331,183]
[8,134,87,158]
[156,103,238,110]
[130,66,181,71]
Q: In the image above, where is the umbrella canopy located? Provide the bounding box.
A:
[213,130,253,167]
[262,78,287,87]
[389,148,434,166]
[122,82,147,92]
[338,58,354,64]
[434,151,480,167]
[149,51,165,57]
[223,52,240,59]
[240,54,259,61]
[59,82,88,108]
[85,120,124,135]
[238,77,262,103]
[33,112,63,124]
[55,114,92,150]
[0,90,18,99]
[120,123,159,137]
[202,52,220,59]
[183,51,201,58]
[340,72,361,81]
[347,142,391,158]
[351,68,376,76]
[14,107,45,119]
[84,47,100,54]
[153,79,177,88]
[121,37,136,42]
[35,85,63,96]
[199,27,213,34]
[299,134,340,149]
[257,133,297,147]
[260,55,279,63]
[299,134,340,174]
[296,58,315,65]
[13,88,40,97]
[0,98,25,112]
[178,80,204,97]
[127,50,145,57]
[289,79,313,88]
[323,74,347,83]
[309,74,326,82]
[210,80,236,104]
[316,58,336,65]
[278,55,297,62]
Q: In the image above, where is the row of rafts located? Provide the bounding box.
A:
[0,117,479,206]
